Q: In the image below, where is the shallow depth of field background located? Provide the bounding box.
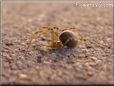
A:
[2,1,113,84]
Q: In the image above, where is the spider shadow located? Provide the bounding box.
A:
[47,47,77,58]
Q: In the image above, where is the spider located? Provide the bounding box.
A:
[26,26,86,50]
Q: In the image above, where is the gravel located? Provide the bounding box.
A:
[2,2,113,85]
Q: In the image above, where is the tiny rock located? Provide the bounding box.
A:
[90,57,97,62]
[19,74,28,78]
[87,71,94,77]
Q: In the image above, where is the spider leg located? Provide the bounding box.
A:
[26,31,41,50]
[65,28,86,43]
[26,27,49,49]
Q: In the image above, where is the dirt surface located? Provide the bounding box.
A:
[2,1,113,85]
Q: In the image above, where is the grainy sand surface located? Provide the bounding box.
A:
[2,1,113,85]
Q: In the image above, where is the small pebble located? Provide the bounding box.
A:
[87,71,94,77]
[19,74,27,78]
[90,57,97,62]
[18,73,32,81]
[2,72,10,78]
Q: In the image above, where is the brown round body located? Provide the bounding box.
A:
[59,31,77,48]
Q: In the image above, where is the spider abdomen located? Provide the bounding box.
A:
[59,31,78,48]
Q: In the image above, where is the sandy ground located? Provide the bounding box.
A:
[1,1,113,85]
